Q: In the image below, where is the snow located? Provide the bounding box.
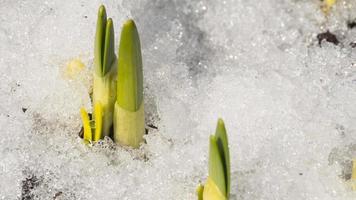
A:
[0,0,356,199]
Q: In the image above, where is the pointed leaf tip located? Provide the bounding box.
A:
[123,19,136,28]
[215,118,230,198]
[95,5,116,76]
[94,5,107,76]
[217,118,225,127]
[102,17,116,75]
[98,5,106,17]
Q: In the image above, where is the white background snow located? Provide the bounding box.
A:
[0,0,356,199]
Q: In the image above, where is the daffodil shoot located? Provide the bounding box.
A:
[197,119,231,200]
[79,5,145,149]
[93,5,117,138]
[114,20,145,148]
[79,5,116,143]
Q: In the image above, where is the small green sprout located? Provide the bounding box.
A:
[197,119,231,200]
[113,19,145,148]
[93,5,117,137]
[79,6,145,148]
[80,5,116,142]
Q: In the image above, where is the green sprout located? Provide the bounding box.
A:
[93,5,117,137]
[80,5,116,143]
[113,19,145,148]
[79,6,145,148]
[197,119,231,200]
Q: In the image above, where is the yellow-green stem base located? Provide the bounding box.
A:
[202,177,227,200]
[113,102,145,148]
[93,67,116,137]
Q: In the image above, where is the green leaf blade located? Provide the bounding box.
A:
[209,135,226,196]
[196,184,204,200]
[215,118,230,198]
[117,19,143,112]
[102,18,116,75]
[94,5,107,76]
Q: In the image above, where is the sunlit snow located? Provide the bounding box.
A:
[0,0,356,199]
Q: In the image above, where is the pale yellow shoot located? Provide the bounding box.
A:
[202,177,227,200]
[196,184,204,200]
[113,102,145,148]
[351,159,356,191]
[321,0,336,14]
[65,59,85,79]
[94,102,103,141]
[325,0,336,7]
[93,66,117,137]
[80,108,92,143]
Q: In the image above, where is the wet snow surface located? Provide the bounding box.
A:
[1,0,356,199]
